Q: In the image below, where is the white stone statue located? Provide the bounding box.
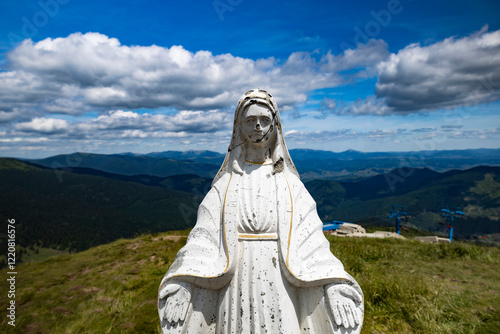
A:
[158,89,364,333]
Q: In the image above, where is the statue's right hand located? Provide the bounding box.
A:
[159,282,192,324]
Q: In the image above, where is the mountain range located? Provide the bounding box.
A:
[28,148,500,181]
[1,150,499,256]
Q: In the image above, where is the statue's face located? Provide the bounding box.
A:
[241,104,274,145]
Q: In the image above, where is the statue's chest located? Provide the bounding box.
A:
[238,164,277,233]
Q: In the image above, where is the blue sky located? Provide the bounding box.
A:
[0,0,499,158]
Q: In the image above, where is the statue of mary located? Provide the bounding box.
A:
[158,89,364,333]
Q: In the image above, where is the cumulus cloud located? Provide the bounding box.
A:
[12,109,232,139]
[80,110,231,133]
[411,128,435,133]
[2,28,500,158]
[376,26,500,112]
[284,128,408,142]
[445,128,500,139]
[0,110,24,123]
[321,39,389,77]
[441,125,464,129]
[0,32,388,122]
[15,117,69,133]
[319,96,394,116]
[0,137,50,143]
[285,126,500,147]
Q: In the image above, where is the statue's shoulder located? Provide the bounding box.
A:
[282,171,306,193]
[283,171,317,207]
[209,172,233,199]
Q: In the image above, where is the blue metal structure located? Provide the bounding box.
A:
[322,220,345,231]
[388,204,408,235]
[441,207,465,242]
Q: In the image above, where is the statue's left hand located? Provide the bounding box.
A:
[325,284,363,329]
[159,282,192,325]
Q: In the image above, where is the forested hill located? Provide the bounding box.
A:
[0,158,205,253]
[306,166,500,239]
[1,157,499,257]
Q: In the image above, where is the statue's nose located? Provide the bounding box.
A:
[256,122,261,129]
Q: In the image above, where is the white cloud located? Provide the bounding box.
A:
[321,39,389,78]
[12,109,232,139]
[284,126,500,147]
[319,96,394,116]
[0,137,50,143]
[2,29,500,158]
[41,97,89,114]
[0,110,24,123]
[0,32,388,122]
[445,128,500,139]
[376,26,500,112]
[441,125,463,130]
[15,117,69,133]
[284,128,398,142]
[79,109,231,133]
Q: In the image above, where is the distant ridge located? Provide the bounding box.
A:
[29,152,221,178]
[289,148,500,160]
[118,150,225,161]
[26,148,500,181]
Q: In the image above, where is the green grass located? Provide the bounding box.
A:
[22,247,68,263]
[329,237,500,333]
[1,231,499,333]
[470,174,500,198]
[0,158,39,171]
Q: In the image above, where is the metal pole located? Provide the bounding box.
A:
[449,215,454,242]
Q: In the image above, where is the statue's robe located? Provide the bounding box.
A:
[159,171,363,333]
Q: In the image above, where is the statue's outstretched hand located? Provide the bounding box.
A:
[326,284,363,329]
[159,282,192,325]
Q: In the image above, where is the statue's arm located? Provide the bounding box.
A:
[161,184,223,283]
[285,177,350,284]
[158,183,226,329]
[285,176,364,328]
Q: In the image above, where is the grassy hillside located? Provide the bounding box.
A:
[0,231,498,333]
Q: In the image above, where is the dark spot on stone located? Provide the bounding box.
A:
[273,157,284,174]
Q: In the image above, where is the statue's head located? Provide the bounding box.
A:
[212,89,299,184]
[233,89,279,149]
[240,101,276,148]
